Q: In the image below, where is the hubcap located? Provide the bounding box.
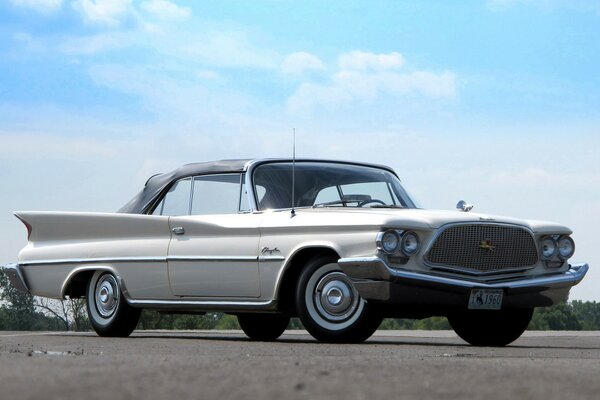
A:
[95,274,119,318]
[314,272,360,322]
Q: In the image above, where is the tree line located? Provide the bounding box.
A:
[1,269,599,331]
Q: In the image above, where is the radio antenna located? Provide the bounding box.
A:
[291,128,296,217]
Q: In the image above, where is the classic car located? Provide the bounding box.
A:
[4,159,588,346]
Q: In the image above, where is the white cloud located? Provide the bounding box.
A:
[140,0,191,21]
[178,31,281,69]
[287,51,456,114]
[281,52,325,76]
[72,0,133,26]
[86,63,278,132]
[338,50,404,71]
[9,0,63,13]
[59,31,137,54]
[17,2,280,69]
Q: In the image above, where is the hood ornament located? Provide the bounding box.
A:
[456,200,474,212]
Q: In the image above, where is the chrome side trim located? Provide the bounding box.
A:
[338,256,589,291]
[258,256,286,262]
[2,263,30,293]
[126,299,275,309]
[20,255,273,266]
[117,276,275,310]
[20,256,167,266]
[168,256,257,262]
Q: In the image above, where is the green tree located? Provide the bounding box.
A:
[137,310,221,330]
[0,268,38,330]
[214,314,241,329]
[529,302,581,330]
[571,301,600,330]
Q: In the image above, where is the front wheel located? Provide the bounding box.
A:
[296,256,382,343]
[237,313,290,341]
[448,308,534,346]
[86,271,141,337]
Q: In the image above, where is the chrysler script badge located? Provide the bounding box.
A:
[479,239,495,252]
[261,247,281,255]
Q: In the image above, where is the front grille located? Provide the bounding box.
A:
[425,224,538,274]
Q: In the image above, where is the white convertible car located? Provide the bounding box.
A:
[5,159,588,345]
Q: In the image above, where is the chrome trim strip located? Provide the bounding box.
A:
[2,263,30,293]
[168,256,258,262]
[258,256,286,262]
[243,168,259,212]
[126,299,275,308]
[19,256,167,266]
[422,221,539,276]
[117,276,275,310]
[20,255,273,266]
[338,256,589,291]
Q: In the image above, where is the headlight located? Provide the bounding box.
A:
[557,236,575,260]
[541,237,557,260]
[379,230,400,254]
[401,231,420,256]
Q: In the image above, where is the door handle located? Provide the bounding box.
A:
[172,227,185,235]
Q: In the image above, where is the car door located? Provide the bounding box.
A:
[164,173,262,297]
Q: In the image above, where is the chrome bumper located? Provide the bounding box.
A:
[338,256,588,307]
[2,263,30,294]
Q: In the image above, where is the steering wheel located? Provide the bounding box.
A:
[358,199,386,207]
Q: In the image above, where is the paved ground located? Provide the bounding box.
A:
[1,330,599,400]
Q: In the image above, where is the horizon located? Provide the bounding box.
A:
[0,0,598,300]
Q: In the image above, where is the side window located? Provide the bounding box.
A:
[157,178,192,216]
[191,174,243,215]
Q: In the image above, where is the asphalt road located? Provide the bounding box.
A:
[1,330,599,400]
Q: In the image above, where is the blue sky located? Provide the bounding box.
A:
[0,0,599,300]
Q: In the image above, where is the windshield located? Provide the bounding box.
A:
[252,162,417,210]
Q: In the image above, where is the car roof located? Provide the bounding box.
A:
[118,158,395,214]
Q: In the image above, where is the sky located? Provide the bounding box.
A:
[0,0,599,300]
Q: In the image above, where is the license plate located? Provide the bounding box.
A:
[468,289,503,310]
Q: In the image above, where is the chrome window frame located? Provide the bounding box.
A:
[149,172,250,216]
[244,159,405,212]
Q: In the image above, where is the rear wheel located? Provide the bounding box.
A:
[237,313,290,341]
[86,271,141,337]
[296,255,382,343]
[448,308,534,346]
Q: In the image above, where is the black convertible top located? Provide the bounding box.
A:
[118,159,251,214]
[118,158,397,214]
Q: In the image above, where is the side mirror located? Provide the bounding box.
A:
[456,200,474,212]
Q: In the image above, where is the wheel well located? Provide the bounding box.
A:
[63,270,95,298]
[277,247,340,315]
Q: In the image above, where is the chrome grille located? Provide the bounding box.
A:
[425,224,538,274]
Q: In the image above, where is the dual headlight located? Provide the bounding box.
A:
[377,229,420,256]
[540,235,575,261]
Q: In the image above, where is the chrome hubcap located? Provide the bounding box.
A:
[95,274,119,318]
[314,272,359,322]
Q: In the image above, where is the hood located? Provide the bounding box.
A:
[298,208,571,233]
